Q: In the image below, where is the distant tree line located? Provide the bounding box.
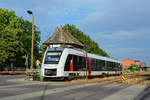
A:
[0,8,41,70]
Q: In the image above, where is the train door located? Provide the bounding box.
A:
[87,57,92,76]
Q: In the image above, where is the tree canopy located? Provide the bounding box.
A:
[62,24,109,57]
[0,8,41,69]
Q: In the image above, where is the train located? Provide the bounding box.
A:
[41,47,122,80]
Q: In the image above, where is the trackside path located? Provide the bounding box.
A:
[0,82,147,100]
[1,83,98,100]
[0,75,149,100]
[102,85,147,100]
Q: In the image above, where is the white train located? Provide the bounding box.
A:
[41,47,122,80]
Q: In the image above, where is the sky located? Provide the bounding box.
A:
[0,0,150,65]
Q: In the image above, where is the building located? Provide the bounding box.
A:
[42,26,84,49]
[121,59,149,71]
[121,59,139,69]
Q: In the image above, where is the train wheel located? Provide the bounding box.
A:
[42,77,48,81]
[64,75,73,81]
[63,77,70,81]
[102,73,106,77]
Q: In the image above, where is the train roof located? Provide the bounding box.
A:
[88,53,120,63]
[47,47,120,63]
[47,47,65,52]
[65,47,120,63]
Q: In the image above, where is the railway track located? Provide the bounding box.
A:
[71,72,150,85]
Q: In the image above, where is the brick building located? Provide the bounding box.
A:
[121,59,149,71]
[121,59,141,69]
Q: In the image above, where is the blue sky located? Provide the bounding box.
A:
[1,0,150,65]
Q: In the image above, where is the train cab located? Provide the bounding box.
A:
[41,47,64,78]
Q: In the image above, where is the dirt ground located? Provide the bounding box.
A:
[71,71,150,85]
[119,71,150,85]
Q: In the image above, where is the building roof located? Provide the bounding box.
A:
[43,26,84,48]
[121,58,148,68]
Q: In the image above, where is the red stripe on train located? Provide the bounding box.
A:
[75,53,86,57]
[69,56,74,72]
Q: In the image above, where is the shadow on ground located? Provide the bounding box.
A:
[134,86,150,100]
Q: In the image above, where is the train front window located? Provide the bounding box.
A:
[44,51,62,64]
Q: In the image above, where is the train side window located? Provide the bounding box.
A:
[115,62,118,71]
[73,55,78,71]
[101,60,106,71]
[107,61,114,71]
[78,56,82,70]
[106,61,109,71]
[75,56,86,71]
[92,59,96,71]
[113,62,118,71]
[97,60,101,71]
[95,59,98,71]
[78,56,85,71]
[83,57,86,70]
[113,62,121,71]
[91,59,94,71]
[95,59,104,71]
[112,62,115,71]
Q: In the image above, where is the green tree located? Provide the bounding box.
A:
[18,20,41,68]
[128,64,139,72]
[62,24,109,56]
[0,8,41,70]
[0,9,23,67]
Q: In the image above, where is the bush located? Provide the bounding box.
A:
[128,64,139,72]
